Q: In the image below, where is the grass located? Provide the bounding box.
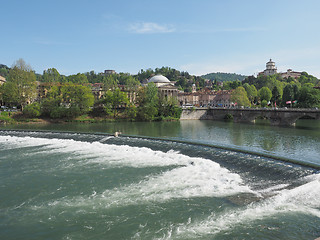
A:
[67,115,116,123]
[0,111,16,124]
[0,111,181,125]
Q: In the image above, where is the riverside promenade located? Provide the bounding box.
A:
[180,107,320,126]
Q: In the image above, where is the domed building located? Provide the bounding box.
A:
[147,74,179,98]
[148,74,171,87]
[264,59,277,76]
[258,59,277,76]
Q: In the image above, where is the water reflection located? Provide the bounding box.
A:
[1,119,319,164]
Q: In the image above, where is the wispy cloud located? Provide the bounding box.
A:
[34,39,69,46]
[128,22,175,34]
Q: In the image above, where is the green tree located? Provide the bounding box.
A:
[231,86,250,107]
[293,84,299,100]
[124,102,137,120]
[41,83,94,118]
[297,86,320,108]
[298,72,319,86]
[66,73,88,84]
[223,80,242,90]
[158,95,182,119]
[282,84,295,106]
[271,86,281,106]
[42,68,62,83]
[0,64,10,78]
[261,100,268,107]
[7,59,37,109]
[102,74,118,91]
[243,83,257,104]
[0,81,19,106]
[137,83,159,120]
[103,89,129,118]
[258,87,272,102]
[23,102,41,118]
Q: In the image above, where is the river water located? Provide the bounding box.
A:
[0,119,319,239]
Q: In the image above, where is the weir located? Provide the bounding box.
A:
[1,129,320,170]
[181,107,320,126]
[1,130,320,239]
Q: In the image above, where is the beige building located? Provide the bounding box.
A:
[36,82,138,104]
[178,89,232,107]
[104,70,116,75]
[148,75,179,98]
[258,59,277,76]
[91,83,105,99]
[0,75,6,85]
[211,90,233,107]
[280,69,302,79]
[258,59,302,79]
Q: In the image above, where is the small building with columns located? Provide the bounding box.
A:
[147,74,179,98]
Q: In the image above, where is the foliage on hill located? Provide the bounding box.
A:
[201,72,247,82]
[240,72,320,108]
[0,64,10,78]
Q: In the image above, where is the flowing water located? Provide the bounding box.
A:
[0,120,319,239]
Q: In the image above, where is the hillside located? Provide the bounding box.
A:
[201,72,247,82]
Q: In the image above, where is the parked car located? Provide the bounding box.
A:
[182,104,193,109]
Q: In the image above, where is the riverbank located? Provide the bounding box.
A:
[0,111,180,125]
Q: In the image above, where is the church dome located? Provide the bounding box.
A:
[266,59,276,70]
[148,75,170,83]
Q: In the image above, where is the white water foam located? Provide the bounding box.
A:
[1,135,252,209]
[39,156,253,210]
[172,174,320,238]
[0,135,195,168]
[51,159,252,208]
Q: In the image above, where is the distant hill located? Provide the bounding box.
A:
[201,72,247,82]
[0,64,9,69]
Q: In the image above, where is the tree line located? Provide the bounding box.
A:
[201,72,247,82]
[230,73,320,108]
[1,59,319,121]
[0,59,181,121]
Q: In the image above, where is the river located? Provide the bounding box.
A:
[0,119,319,239]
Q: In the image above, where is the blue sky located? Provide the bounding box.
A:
[1,0,320,77]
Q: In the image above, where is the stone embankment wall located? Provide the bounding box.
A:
[181,108,320,126]
[180,109,210,120]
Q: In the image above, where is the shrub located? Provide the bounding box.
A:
[0,111,14,123]
[23,103,41,118]
[50,106,66,119]
[224,113,234,120]
[261,100,268,107]
[125,104,137,120]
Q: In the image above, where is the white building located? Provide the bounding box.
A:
[147,74,179,98]
[259,59,277,76]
